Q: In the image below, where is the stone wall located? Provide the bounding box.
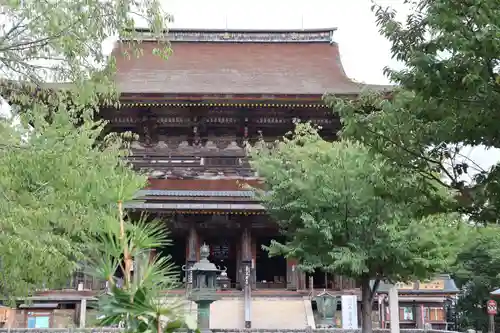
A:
[0,329,461,333]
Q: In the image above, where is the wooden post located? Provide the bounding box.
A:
[186,223,198,294]
[388,284,400,333]
[241,227,252,287]
[241,227,252,328]
[79,298,87,328]
[309,276,314,297]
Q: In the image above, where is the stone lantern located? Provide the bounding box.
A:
[314,290,340,328]
[217,271,230,291]
[182,244,223,333]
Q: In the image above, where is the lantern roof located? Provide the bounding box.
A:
[190,243,221,272]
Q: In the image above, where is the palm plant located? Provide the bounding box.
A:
[90,201,197,333]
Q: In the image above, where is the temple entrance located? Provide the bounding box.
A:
[255,236,287,288]
[306,270,329,289]
[204,235,237,285]
[157,233,186,283]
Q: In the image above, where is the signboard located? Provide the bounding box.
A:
[487,300,497,315]
[211,244,230,259]
[396,282,415,290]
[341,295,358,329]
[419,280,444,290]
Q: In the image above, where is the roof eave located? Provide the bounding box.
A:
[128,27,338,34]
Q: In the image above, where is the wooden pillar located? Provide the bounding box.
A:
[236,245,241,285]
[286,257,298,290]
[186,222,198,292]
[416,304,425,328]
[297,270,306,291]
[251,237,257,289]
[241,227,253,289]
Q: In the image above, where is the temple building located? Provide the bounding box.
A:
[106,27,375,294]
[2,28,459,330]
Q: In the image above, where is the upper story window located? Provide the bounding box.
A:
[399,307,414,321]
[425,307,445,321]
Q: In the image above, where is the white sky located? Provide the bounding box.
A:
[135,0,411,85]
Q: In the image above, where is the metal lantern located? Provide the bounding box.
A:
[182,244,225,333]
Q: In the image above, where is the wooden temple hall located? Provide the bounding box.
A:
[103,27,395,291]
[103,27,387,292]
[0,28,463,331]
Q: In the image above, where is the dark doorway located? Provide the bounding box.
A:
[256,236,287,288]
[157,233,186,284]
[204,236,237,283]
[306,269,329,289]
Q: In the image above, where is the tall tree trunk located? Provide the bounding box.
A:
[361,276,373,333]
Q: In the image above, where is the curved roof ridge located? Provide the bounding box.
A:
[123,28,336,44]
[133,27,337,33]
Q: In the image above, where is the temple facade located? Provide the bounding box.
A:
[104,27,378,293]
[1,28,459,330]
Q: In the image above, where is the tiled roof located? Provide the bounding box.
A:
[146,178,262,191]
[114,28,392,96]
[372,274,459,294]
[134,189,256,198]
[124,202,265,211]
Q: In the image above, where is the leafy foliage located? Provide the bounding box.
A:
[94,202,197,333]
[325,0,500,223]
[324,0,500,330]
[0,0,172,298]
[250,122,462,333]
[0,0,172,85]
[0,109,146,298]
[453,227,500,332]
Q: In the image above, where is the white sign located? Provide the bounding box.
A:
[341,295,358,329]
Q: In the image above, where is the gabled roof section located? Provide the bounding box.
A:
[113,28,391,96]
[372,274,459,295]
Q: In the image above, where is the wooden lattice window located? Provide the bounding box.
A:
[424,307,445,321]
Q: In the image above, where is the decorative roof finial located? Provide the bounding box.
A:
[200,243,210,260]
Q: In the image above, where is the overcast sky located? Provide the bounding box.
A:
[113,0,412,85]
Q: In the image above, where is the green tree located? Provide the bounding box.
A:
[324,1,500,330]
[0,108,146,297]
[325,0,500,223]
[250,122,461,333]
[453,227,500,332]
[0,0,171,92]
[0,0,171,297]
[94,202,197,333]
